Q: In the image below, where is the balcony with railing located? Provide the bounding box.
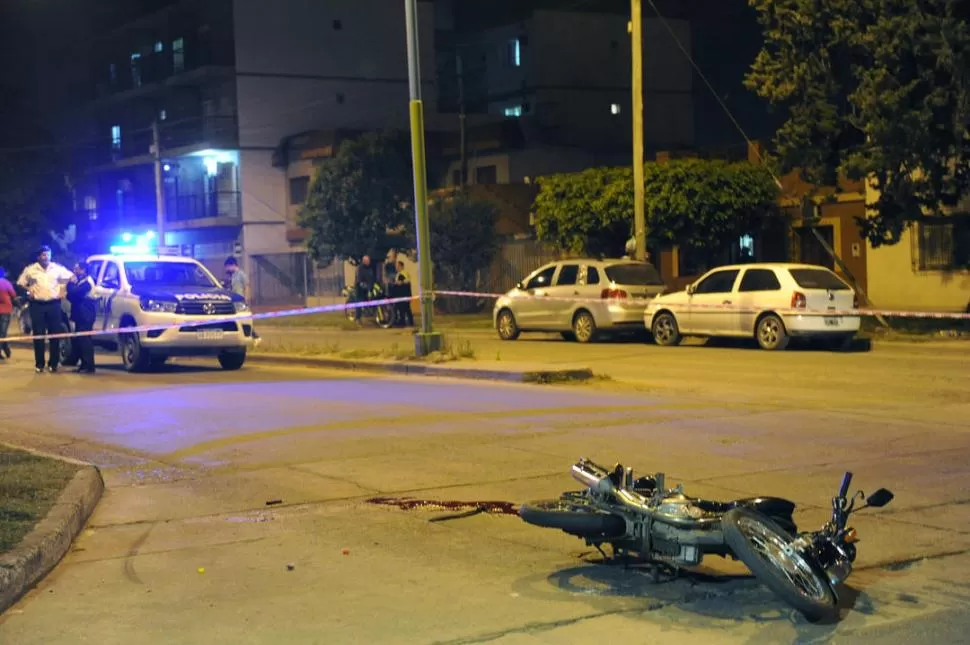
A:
[91,114,238,166]
[166,191,241,224]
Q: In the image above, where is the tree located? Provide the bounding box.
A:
[429,194,500,313]
[532,167,634,257]
[643,158,780,259]
[298,131,415,267]
[746,0,970,246]
[532,160,779,259]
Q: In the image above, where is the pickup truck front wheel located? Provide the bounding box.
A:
[218,350,246,371]
[121,332,152,373]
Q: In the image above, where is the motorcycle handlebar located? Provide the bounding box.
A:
[838,471,853,498]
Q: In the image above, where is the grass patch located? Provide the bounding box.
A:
[260,310,493,331]
[254,334,478,364]
[0,447,80,554]
[862,315,970,341]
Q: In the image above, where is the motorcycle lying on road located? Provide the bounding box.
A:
[519,458,894,622]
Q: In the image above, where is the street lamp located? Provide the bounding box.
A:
[404,0,442,356]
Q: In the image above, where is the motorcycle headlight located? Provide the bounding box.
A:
[140,298,177,313]
[234,301,250,313]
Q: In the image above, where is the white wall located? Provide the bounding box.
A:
[232,0,437,148]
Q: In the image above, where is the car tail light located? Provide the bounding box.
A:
[791,291,807,309]
[601,288,628,300]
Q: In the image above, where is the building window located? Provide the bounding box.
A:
[503,105,523,118]
[130,52,142,87]
[611,103,621,115]
[289,177,311,206]
[916,218,970,271]
[476,165,498,185]
[173,38,185,73]
[154,41,164,53]
[507,38,522,67]
[159,109,167,121]
[111,125,122,150]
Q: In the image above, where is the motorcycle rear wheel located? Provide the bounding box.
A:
[722,508,837,622]
[519,494,626,539]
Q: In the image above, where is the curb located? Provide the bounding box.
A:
[0,465,104,614]
[247,353,594,384]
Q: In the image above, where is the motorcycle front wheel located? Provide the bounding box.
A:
[722,508,837,622]
[519,493,626,539]
[375,304,394,329]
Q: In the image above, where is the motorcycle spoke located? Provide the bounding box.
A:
[738,517,830,602]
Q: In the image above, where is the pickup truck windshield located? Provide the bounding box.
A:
[124,262,220,288]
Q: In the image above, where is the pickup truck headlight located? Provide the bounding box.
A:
[234,301,251,313]
[140,298,177,313]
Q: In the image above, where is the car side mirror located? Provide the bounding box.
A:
[516,281,524,290]
[686,284,696,295]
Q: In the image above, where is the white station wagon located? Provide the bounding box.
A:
[494,258,667,342]
[644,263,861,351]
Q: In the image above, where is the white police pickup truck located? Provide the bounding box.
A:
[70,254,255,372]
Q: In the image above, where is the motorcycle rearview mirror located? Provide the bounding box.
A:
[865,488,894,509]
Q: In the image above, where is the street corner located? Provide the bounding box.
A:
[0,459,104,614]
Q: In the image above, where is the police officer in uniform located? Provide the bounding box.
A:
[393,260,414,327]
[67,262,97,374]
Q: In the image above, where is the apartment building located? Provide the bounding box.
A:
[71,0,436,283]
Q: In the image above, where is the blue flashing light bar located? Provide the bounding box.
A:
[110,231,159,256]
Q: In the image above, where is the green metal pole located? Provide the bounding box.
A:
[404,0,442,356]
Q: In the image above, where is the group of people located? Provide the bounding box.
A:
[353,255,414,326]
[0,246,98,374]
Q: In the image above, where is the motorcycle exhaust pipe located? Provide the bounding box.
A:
[571,460,615,494]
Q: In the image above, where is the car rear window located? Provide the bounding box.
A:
[604,263,664,286]
[788,268,850,290]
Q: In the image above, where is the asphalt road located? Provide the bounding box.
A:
[0,344,968,644]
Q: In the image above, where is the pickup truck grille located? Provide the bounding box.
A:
[176,301,236,316]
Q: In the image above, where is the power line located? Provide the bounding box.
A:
[644,0,781,185]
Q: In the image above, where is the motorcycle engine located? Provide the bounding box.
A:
[655,494,709,522]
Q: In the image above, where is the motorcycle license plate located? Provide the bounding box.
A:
[197,330,224,341]
[824,316,841,327]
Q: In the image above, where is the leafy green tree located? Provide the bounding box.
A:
[532,160,779,259]
[429,194,500,313]
[299,131,415,267]
[643,158,780,258]
[532,167,634,257]
[746,0,970,245]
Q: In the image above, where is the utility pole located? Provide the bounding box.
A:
[457,53,468,187]
[631,0,647,261]
[404,0,442,356]
[150,119,166,245]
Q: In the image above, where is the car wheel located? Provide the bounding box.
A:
[120,332,151,372]
[756,314,790,351]
[218,350,247,370]
[59,337,79,367]
[496,309,520,341]
[572,310,597,343]
[651,312,681,347]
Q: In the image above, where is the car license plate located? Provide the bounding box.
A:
[824,316,841,327]
[197,330,224,341]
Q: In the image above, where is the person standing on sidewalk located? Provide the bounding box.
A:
[224,256,260,346]
[393,260,414,327]
[17,246,73,373]
[66,262,97,374]
[0,267,16,361]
